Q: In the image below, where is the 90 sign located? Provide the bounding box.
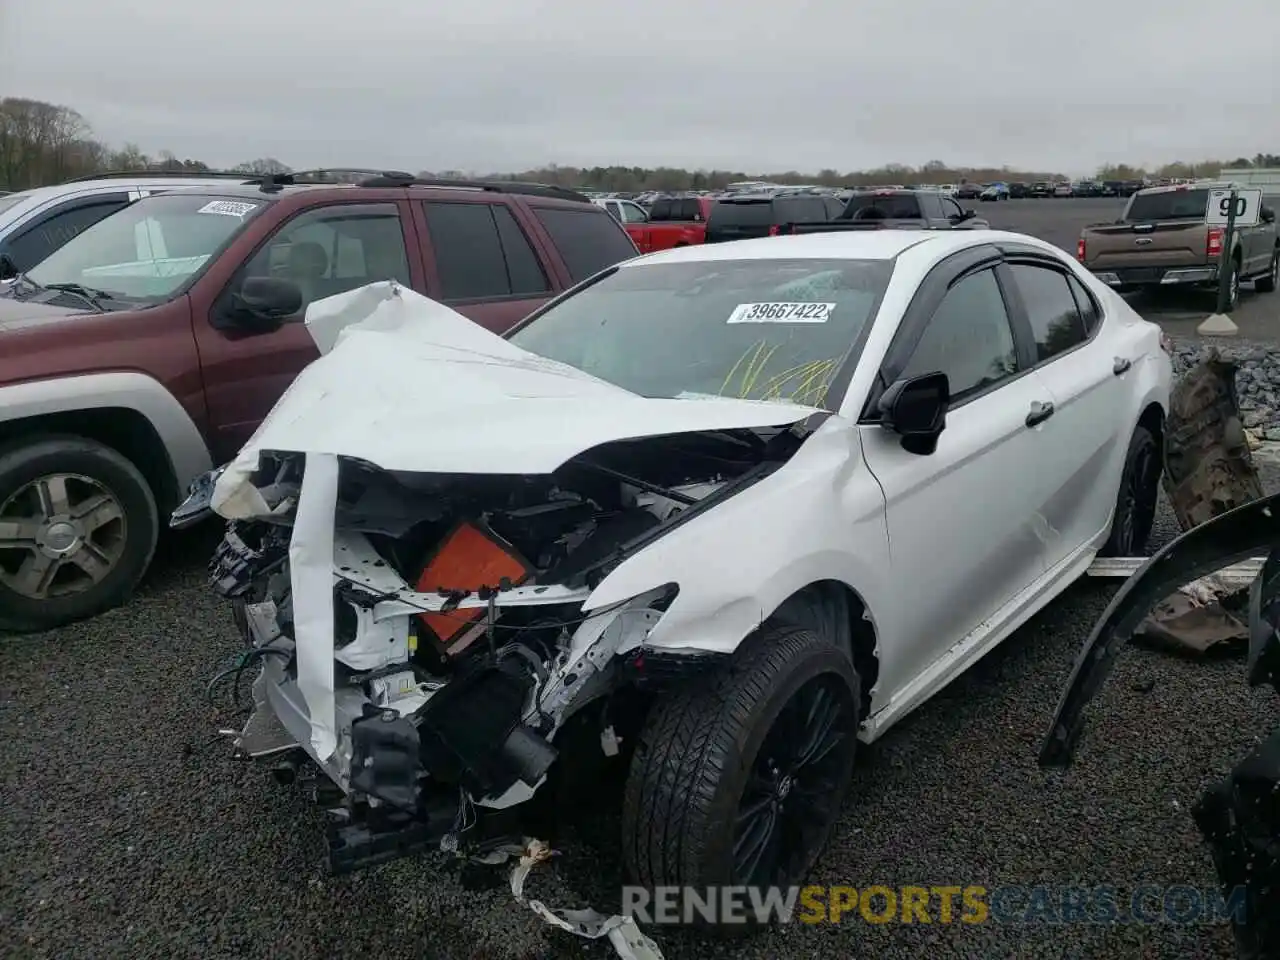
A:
[1206,188,1262,227]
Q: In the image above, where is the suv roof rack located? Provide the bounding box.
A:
[353,172,592,204]
[61,169,255,183]
[244,168,417,193]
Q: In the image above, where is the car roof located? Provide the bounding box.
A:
[624,230,943,264]
[4,175,250,205]
[625,228,1068,268]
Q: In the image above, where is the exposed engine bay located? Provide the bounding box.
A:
[182,422,810,871]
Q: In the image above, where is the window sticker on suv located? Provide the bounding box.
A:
[197,200,261,218]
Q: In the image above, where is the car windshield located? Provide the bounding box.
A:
[508,257,893,409]
[25,192,268,302]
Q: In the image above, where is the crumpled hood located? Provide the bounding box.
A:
[212,281,820,518]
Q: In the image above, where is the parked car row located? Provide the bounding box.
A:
[593,187,990,253]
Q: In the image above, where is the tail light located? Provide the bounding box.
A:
[1077,237,1085,261]
[1160,332,1174,356]
[1207,226,1224,258]
[768,224,780,237]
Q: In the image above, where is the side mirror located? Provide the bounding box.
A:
[0,252,17,282]
[877,371,950,455]
[221,276,303,332]
[1262,207,1276,224]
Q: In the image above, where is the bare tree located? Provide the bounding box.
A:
[232,157,292,176]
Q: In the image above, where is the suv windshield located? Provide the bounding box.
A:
[25,192,268,301]
[508,257,893,408]
[1125,189,1210,221]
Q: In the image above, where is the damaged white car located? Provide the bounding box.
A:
[177,229,1172,914]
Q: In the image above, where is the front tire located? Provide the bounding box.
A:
[1099,423,1161,557]
[621,625,860,931]
[0,436,158,633]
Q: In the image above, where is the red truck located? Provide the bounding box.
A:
[593,195,708,252]
[0,174,640,632]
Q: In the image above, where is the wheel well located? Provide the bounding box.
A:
[766,579,880,722]
[0,409,179,512]
[1138,400,1164,450]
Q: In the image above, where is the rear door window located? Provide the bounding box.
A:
[424,201,550,300]
[1008,263,1088,362]
[647,199,674,220]
[677,199,703,221]
[1066,273,1101,336]
[531,206,638,283]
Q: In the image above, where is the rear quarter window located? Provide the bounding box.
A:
[531,205,638,283]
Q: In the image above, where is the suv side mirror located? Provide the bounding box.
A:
[877,371,950,455]
[1262,206,1276,224]
[0,252,17,282]
[220,276,303,332]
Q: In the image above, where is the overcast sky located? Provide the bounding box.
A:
[2,0,1277,176]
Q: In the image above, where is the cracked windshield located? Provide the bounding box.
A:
[509,258,892,407]
[2,1,1279,959]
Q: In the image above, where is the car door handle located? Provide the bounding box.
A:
[1026,400,1055,427]
[1113,357,1131,375]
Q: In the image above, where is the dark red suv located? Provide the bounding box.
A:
[0,173,639,631]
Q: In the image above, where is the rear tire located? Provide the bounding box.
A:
[1255,247,1279,293]
[621,624,860,933]
[1099,423,1161,557]
[1220,256,1242,309]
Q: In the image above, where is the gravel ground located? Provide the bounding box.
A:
[3,463,1279,960]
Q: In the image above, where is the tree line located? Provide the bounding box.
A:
[3,96,1278,195]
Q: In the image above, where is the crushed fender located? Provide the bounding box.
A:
[502,839,666,960]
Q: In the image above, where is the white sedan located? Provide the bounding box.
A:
[184,228,1172,924]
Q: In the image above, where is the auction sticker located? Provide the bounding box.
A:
[197,200,260,217]
[727,302,835,324]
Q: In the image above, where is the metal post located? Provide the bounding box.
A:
[1215,188,1239,314]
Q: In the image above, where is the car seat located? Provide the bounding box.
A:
[287,241,330,305]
